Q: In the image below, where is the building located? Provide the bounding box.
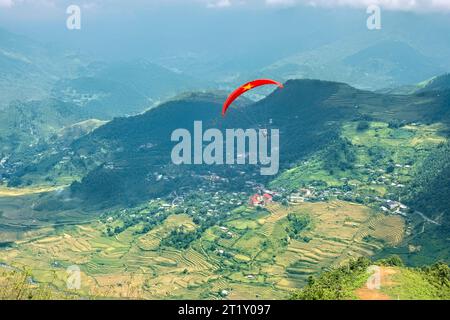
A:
[249,193,273,207]
[289,193,304,203]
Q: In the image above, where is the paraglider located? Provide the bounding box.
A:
[222,79,284,116]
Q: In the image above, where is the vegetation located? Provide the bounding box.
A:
[322,137,356,173]
[291,257,371,300]
[286,212,312,240]
[0,269,75,300]
[377,255,404,267]
[1,78,450,300]
[381,262,450,300]
[403,142,450,227]
[357,121,370,131]
[0,200,402,299]
[291,257,450,300]
[161,227,201,250]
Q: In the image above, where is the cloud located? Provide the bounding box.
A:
[0,0,14,7]
[206,0,232,8]
[266,0,297,7]
[266,0,450,12]
[0,0,59,9]
[1,0,449,12]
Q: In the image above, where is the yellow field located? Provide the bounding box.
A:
[0,201,406,299]
[0,186,65,197]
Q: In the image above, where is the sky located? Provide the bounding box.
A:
[1,0,450,13]
[1,0,450,70]
[0,0,449,90]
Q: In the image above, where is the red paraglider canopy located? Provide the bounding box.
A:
[222,79,284,116]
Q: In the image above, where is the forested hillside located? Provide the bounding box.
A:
[404,142,450,226]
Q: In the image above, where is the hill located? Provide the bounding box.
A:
[9,78,450,207]
[52,60,202,119]
[403,142,450,226]
[66,80,450,204]
[291,257,450,300]
[0,28,87,108]
[0,200,410,299]
[377,142,450,267]
[343,41,441,87]
[0,99,89,153]
[261,39,446,91]
[416,73,450,93]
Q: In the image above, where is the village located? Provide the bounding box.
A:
[133,170,412,238]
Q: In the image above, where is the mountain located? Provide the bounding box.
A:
[261,39,446,91]
[343,41,442,86]
[416,73,450,93]
[0,28,87,108]
[0,29,206,184]
[405,143,450,225]
[376,73,450,95]
[0,99,88,154]
[96,60,201,99]
[56,119,107,144]
[0,28,203,152]
[376,142,450,266]
[52,60,203,118]
[17,79,450,207]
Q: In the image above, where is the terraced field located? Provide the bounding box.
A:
[260,202,404,289]
[0,201,405,299]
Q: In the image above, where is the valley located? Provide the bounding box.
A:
[0,102,447,298]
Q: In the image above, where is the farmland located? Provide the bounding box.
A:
[0,200,405,299]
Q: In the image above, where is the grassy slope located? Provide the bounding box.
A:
[381,267,449,300]
[292,258,450,300]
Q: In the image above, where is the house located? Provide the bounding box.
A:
[289,193,304,203]
[263,193,273,203]
[262,189,280,197]
[386,200,400,210]
[394,209,407,217]
[250,194,262,206]
[299,188,313,198]
[249,193,272,207]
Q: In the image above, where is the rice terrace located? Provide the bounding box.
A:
[1,199,405,299]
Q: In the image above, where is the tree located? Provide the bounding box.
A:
[357,121,370,131]
[378,255,404,267]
